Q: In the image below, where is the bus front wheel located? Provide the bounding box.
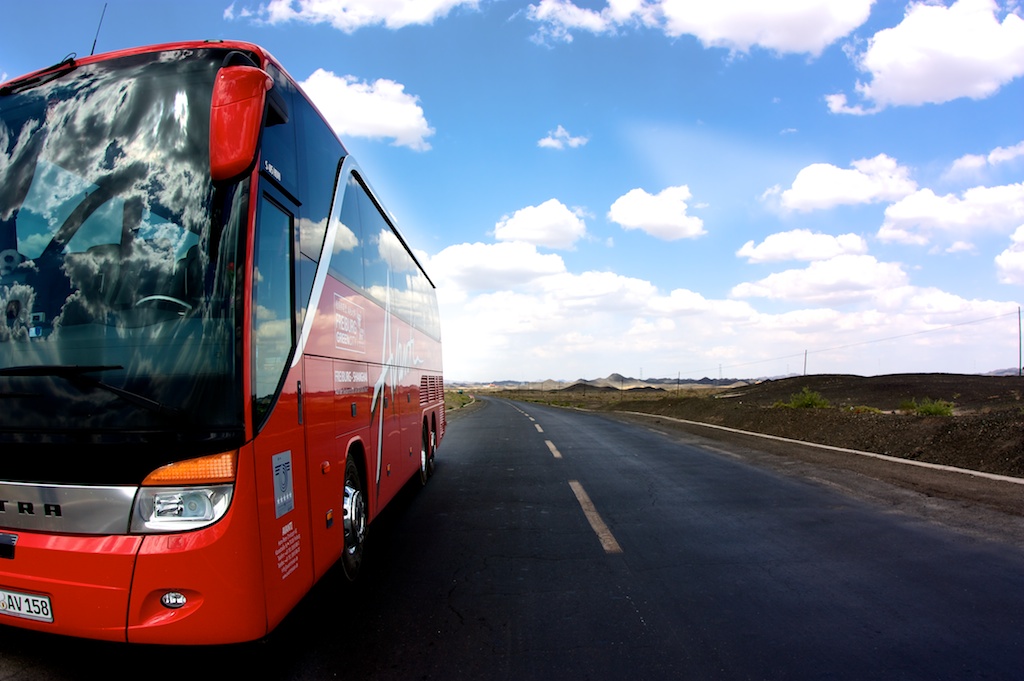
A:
[341,456,367,581]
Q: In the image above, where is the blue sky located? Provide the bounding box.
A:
[4,0,1024,382]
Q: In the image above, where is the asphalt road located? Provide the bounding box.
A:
[0,396,1021,679]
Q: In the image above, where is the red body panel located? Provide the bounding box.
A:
[303,355,347,581]
[126,444,268,645]
[0,535,140,642]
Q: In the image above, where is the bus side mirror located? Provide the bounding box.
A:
[210,66,273,183]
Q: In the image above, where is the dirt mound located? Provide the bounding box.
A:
[559,383,618,393]
[715,373,1024,413]
[612,374,1024,478]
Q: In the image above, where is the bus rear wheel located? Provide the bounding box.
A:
[419,424,435,486]
[341,456,367,581]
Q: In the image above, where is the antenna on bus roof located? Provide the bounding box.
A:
[89,3,108,56]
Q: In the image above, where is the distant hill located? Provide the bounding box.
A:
[450,373,750,391]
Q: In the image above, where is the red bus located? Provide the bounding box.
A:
[0,40,444,644]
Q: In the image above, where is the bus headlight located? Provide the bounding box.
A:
[131,485,233,533]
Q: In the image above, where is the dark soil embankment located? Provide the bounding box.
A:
[611,374,1024,478]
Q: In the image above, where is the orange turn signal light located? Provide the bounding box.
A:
[143,452,237,486]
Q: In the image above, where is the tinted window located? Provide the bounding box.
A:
[253,195,294,423]
[0,48,247,480]
[360,183,391,305]
[259,64,299,200]
[328,174,364,288]
[324,172,441,338]
[295,96,343,264]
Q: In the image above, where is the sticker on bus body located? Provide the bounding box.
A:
[0,586,53,623]
[273,451,294,519]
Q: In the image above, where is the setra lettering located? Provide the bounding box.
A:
[0,500,62,516]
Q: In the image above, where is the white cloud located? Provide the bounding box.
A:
[737,229,869,263]
[538,125,589,149]
[538,270,659,311]
[428,241,566,294]
[946,241,976,254]
[948,153,990,176]
[527,0,659,43]
[878,182,1024,245]
[824,93,875,116]
[430,236,1019,381]
[949,140,1024,176]
[527,0,872,54]
[233,0,478,31]
[300,69,434,151]
[989,140,1024,165]
[659,0,874,56]
[494,199,587,249]
[436,266,753,380]
[830,0,1024,114]
[731,255,908,304]
[779,154,917,211]
[527,0,614,42]
[436,245,1018,381]
[995,225,1024,283]
[608,185,706,240]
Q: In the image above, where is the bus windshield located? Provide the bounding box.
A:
[0,48,247,465]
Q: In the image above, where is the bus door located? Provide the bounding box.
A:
[250,189,315,628]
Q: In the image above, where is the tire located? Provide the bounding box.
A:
[419,424,431,486]
[419,423,437,486]
[427,427,436,478]
[341,456,367,581]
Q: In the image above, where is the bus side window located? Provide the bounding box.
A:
[359,184,390,305]
[294,96,342,331]
[328,174,364,289]
[253,195,295,424]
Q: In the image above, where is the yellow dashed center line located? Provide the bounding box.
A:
[568,480,622,554]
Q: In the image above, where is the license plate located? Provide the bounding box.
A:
[0,587,53,623]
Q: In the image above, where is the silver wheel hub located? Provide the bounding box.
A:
[343,483,366,553]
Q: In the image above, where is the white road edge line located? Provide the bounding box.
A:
[625,411,1024,486]
[545,440,562,459]
[568,480,623,554]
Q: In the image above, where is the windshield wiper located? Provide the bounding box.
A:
[0,54,77,97]
[0,364,182,418]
